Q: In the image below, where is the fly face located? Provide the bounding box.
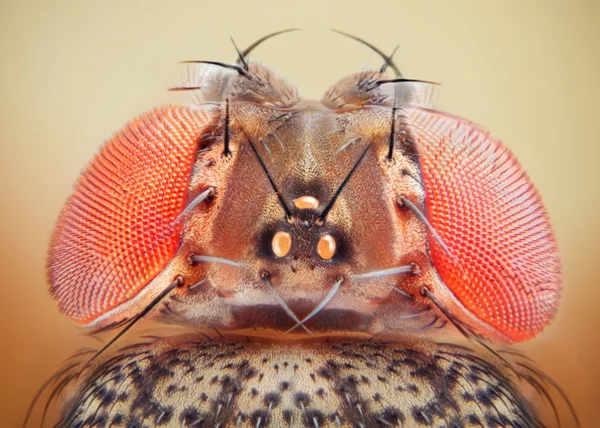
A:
[166,103,435,336]
[47,35,561,344]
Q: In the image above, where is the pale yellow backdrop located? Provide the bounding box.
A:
[1,0,598,426]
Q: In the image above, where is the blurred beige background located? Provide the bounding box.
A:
[1,0,598,426]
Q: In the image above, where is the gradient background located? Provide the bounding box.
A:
[1,0,598,426]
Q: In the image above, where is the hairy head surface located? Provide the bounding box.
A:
[47,35,561,346]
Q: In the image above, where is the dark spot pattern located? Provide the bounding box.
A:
[56,336,543,427]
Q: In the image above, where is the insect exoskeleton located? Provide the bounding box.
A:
[47,40,561,344]
[56,335,546,427]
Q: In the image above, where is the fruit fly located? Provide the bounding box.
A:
[46,29,561,349]
[25,29,580,428]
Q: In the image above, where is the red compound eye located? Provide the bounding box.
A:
[409,109,562,342]
[47,106,217,324]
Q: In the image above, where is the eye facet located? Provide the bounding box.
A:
[317,235,336,260]
[272,231,292,258]
[47,106,218,325]
[407,108,561,342]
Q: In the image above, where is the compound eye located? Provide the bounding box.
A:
[47,106,218,324]
[317,235,336,260]
[272,231,292,258]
